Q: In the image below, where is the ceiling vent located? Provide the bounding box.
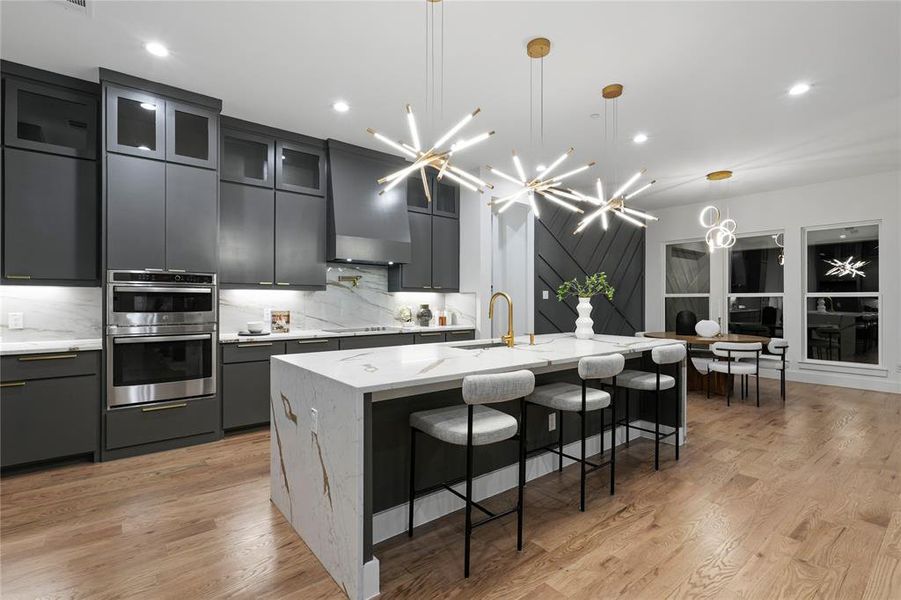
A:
[56,0,92,17]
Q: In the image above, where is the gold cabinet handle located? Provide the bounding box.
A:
[259,281,273,286]
[236,342,273,348]
[141,402,187,412]
[449,331,471,335]
[297,339,329,344]
[18,354,78,362]
[419,332,442,337]
[276,282,291,286]
[0,381,26,388]
[5,275,31,280]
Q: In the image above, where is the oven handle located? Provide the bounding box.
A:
[113,334,212,344]
[112,286,213,294]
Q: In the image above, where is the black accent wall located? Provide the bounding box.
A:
[534,203,645,336]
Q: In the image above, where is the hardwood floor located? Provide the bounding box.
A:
[2,378,899,599]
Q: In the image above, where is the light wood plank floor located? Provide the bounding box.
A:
[2,379,899,599]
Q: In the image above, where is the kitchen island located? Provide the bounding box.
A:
[270,333,686,599]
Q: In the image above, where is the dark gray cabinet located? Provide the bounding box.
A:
[285,338,340,354]
[166,163,218,273]
[338,333,414,350]
[166,100,218,170]
[388,211,460,292]
[3,148,98,283]
[105,86,165,160]
[276,139,325,196]
[414,331,446,344]
[445,329,476,341]
[221,128,274,188]
[219,182,274,285]
[4,79,97,159]
[221,361,271,429]
[275,191,326,287]
[105,396,218,450]
[0,351,100,468]
[431,216,459,290]
[106,153,166,270]
[405,171,459,218]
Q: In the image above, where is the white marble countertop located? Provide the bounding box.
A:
[272,332,684,394]
[219,324,474,343]
[0,339,103,356]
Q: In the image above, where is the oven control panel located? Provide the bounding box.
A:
[109,271,215,285]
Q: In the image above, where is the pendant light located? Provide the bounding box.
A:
[573,84,657,235]
[488,38,595,218]
[366,0,494,199]
[700,170,737,251]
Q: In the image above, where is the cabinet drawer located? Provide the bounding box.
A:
[221,341,286,363]
[0,351,99,382]
[105,396,218,450]
[284,338,339,354]
[338,333,414,350]
[1,375,98,467]
[222,361,270,429]
[414,332,446,344]
[445,329,475,341]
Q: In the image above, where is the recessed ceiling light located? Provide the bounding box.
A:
[839,234,847,239]
[633,133,648,144]
[139,102,156,111]
[788,82,811,96]
[144,41,169,58]
[590,113,600,119]
[536,164,547,173]
[346,258,352,262]
[332,100,350,113]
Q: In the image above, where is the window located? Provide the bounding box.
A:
[805,224,879,365]
[664,241,710,331]
[728,234,784,341]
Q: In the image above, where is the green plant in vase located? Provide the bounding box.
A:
[556,273,615,339]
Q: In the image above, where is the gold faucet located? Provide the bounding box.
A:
[489,292,515,348]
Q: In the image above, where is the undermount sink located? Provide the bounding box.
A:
[321,326,402,334]
[457,341,511,350]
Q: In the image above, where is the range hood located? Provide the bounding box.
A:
[327,140,411,265]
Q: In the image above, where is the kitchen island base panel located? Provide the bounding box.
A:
[270,361,370,600]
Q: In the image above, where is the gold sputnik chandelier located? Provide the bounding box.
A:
[366,0,494,199]
[367,105,494,198]
[573,84,657,234]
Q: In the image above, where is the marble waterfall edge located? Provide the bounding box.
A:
[270,357,370,599]
[220,264,476,333]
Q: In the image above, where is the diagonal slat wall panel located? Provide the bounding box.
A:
[534,201,645,336]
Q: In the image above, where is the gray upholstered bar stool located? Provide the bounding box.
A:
[525,354,624,511]
[407,369,534,578]
[614,344,686,470]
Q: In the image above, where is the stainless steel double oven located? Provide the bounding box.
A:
[106,271,217,409]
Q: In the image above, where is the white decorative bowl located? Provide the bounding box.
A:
[695,319,720,338]
[247,321,265,334]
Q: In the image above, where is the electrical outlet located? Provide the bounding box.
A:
[8,312,24,330]
[548,412,556,431]
[310,407,319,434]
[542,290,549,300]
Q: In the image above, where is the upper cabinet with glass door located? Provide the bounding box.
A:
[105,86,165,160]
[4,79,98,159]
[166,101,218,169]
[276,140,326,196]
[221,129,275,188]
[433,176,460,218]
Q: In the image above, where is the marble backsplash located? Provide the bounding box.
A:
[0,286,103,342]
[219,264,477,333]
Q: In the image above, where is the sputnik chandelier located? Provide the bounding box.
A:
[824,256,868,278]
[574,84,658,234]
[367,105,494,198]
[487,38,594,218]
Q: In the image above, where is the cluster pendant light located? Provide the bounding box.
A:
[699,170,737,251]
[573,84,658,234]
[367,0,494,199]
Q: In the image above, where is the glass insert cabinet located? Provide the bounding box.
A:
[106,85,218,169]
[220,131,325,196]
[405,170,460,218]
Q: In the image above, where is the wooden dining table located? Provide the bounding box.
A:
[643,331,771,394]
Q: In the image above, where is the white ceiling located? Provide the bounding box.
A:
[2,1,898,209]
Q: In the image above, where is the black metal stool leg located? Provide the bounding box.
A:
[464,406,474,578]
[655,367,661,471]
[675,366,681,461]
[610,376,617,495]
[517,398,526,551]
[600,402,605,456]
[625,387,631,447]
[557,409,564,472]
[580,380,587,512]
[408,428,416,537]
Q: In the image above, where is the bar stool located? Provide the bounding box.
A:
[524,354,624,511]
[705,342,761,406]
[407,369,534,578]
[614,344,686,470]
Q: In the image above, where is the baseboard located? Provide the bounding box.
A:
[373,424,643,545]
[735,365,901,394]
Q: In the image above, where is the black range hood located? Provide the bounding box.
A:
[327,140,411,265]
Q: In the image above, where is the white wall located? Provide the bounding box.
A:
[646,170,901,393]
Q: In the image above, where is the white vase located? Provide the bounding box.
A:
[575,297,594,339]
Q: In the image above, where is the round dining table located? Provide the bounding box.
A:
[643,331,770,394]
